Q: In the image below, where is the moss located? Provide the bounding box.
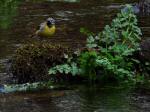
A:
[11,42,72,83]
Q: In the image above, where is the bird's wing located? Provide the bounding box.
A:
[38,22,46,31]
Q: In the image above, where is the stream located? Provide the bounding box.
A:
[0,0,150,112]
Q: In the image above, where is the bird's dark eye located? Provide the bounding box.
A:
[47,21,52,27]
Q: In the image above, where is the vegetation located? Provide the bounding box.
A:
[49,5,149,84]
[11,42,72,83]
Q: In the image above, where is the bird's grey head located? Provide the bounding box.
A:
[47,18,55,27]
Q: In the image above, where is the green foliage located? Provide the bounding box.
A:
[86,36,98,48]
[49,62,81,76]
[49,5,145,84]
[96,56,134,82]
[79,51,98,81]
[80,28,95,37]
[99,4,141,50]
[80,4,142,82]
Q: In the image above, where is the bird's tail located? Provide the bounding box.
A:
[30,31,38,38]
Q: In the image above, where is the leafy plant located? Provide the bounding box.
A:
[49,62,81,76]
[79,51,98,81]
[49,5,145,84]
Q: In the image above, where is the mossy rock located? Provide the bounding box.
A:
[11,42,72,84]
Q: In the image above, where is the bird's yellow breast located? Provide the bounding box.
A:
[37,24,56,37]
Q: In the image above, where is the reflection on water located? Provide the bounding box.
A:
[0,0,20,29]
[0,0,21,75]
[0,86,150,112]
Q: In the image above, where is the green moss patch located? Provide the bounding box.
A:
[11,42,72,83]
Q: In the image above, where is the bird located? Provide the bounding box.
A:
[35,17,56,37]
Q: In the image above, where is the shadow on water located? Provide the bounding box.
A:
[0,0,150,112]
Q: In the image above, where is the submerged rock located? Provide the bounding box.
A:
[0,81,69,93]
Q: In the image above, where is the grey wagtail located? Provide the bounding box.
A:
[35,17,56,37]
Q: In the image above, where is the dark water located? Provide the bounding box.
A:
[0,85,150,112]
[0,0,150,112]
